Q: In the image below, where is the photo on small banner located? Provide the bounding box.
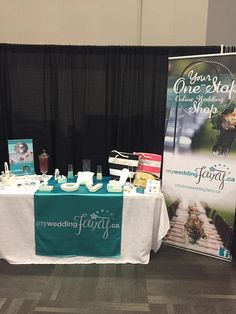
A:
[8,139,35,175]
[162,53,236,261]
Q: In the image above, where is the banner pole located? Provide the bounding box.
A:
[220,44,224,54]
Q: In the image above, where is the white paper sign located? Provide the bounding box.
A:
[144,179,161,195]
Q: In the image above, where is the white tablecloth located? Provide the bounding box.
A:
[0,185,169,264]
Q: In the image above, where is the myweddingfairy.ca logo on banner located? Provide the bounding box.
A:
[195,163,235,190]
[166,163,235,191]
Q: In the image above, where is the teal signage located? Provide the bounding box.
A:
[34,187,123,257]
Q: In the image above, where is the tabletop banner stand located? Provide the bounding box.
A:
[162,53,236,261]
[8,139,35,175]
[34,185,123,257]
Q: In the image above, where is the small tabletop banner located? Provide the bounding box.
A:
[34,185,123,257]
[162,53,236,261]
[8,139,35,175]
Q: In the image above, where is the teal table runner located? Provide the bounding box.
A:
[34,178,123,257]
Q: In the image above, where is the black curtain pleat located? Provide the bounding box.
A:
[223,45,236,53]
[0,44,220,175]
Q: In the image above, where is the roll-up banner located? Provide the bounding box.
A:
[162,53,236,261]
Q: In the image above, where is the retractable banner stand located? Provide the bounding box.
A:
[162,53,236,261]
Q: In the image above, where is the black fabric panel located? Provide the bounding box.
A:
[0,44,220,176]
[4,44,236,259]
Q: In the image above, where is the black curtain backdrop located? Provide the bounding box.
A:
[0,44,220,175]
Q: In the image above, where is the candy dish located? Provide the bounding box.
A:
[60,182,80,192]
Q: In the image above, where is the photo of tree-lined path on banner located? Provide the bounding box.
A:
[162,53,236,261]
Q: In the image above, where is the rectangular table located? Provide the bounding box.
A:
[0,184,169,264]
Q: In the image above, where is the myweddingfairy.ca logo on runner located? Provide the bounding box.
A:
[36,209,120,240]
[74,209,120,239]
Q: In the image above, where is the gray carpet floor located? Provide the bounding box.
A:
[0,245,236,314]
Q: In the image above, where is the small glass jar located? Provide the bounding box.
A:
[67,164,74,180]
[82,159,91,172]
[96,165,103,181]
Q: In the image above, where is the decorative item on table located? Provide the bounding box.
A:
[108,168,129,188]
[60,182,80,192]
[107,169,129,192]
[82,159,91,172]
[8,139,35,175]
[123,182,136,193]
[144,179,161,195]
[38,182,54,192]
[96,165,103,181]
[77,171,94,185]
[108,150,139,180]
[57,175,67,184]
[4,161,9,175]
[133,172,157,188]
[0,162,15,186]
[67,164,74,180]
[107,181,123,193]
[134,152,162,178]
[38,149,49,179]
[54,168,60,180]
[86,183,103,192]
[22,165,30,185]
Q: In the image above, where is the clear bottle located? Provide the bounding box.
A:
[67,164,74,180]
[96,165,103,181]
[82,159,91,172]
